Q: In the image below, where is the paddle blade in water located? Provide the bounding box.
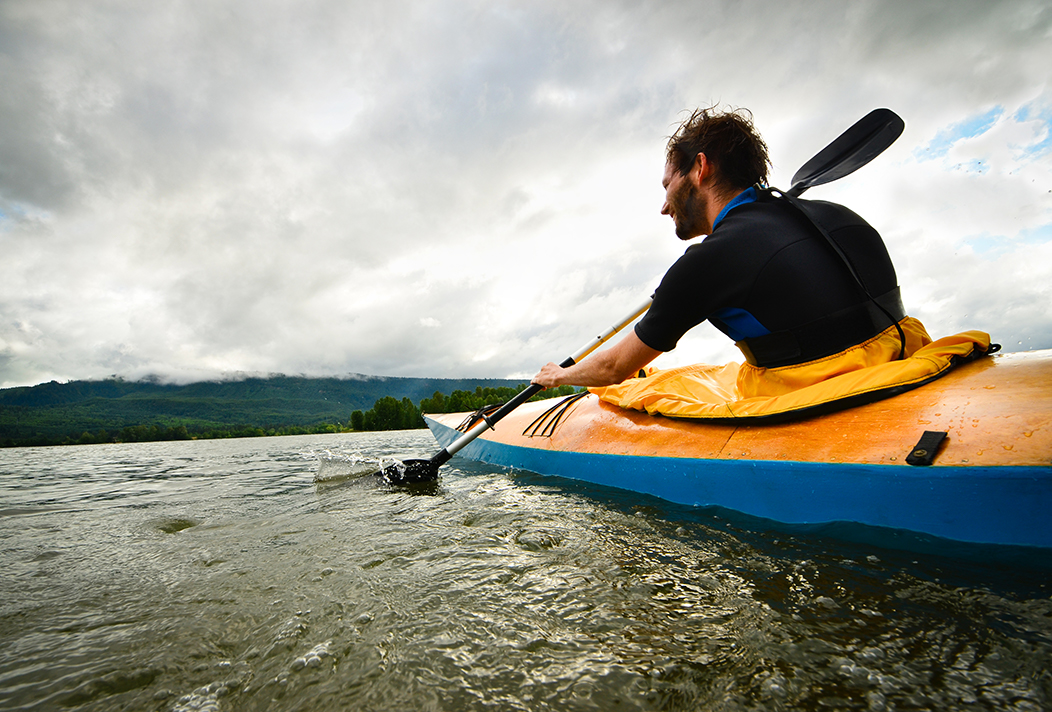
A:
[379,458,438,485]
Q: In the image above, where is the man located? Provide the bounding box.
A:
[532,106,905,391]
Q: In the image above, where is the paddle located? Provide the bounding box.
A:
[786,108,904,198]
[382,298,654,484]
[381,108,905,484]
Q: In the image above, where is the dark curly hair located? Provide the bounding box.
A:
[666,106,771,193]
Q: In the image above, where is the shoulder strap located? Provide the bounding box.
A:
[762,187,906,360]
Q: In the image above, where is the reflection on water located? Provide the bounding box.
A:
[1,431,1050,711]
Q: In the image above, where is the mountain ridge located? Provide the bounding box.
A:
[1,373,527,446]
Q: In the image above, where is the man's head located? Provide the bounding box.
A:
[660,106,771,240]
[665,106,770,196]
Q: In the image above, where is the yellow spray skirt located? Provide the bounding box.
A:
[590,318,993,420]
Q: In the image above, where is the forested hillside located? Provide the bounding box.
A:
[0,374,565,447]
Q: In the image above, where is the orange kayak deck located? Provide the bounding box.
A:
[424,350,1052,547]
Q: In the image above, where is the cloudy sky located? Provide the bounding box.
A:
[1,0,1050,388]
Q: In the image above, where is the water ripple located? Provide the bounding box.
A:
[1,431,1049,710]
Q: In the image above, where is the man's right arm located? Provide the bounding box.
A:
[531,330,662,389]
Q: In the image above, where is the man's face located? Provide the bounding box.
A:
[661,159,706,241]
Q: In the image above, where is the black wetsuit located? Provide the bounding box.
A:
[634,189,904,368]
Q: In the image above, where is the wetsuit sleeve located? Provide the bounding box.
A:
[635,245,725,352]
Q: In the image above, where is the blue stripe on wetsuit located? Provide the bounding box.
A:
[708,187,771,340]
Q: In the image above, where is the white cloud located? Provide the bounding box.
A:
[1,0,1051,387]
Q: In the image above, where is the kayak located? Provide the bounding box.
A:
[423,349,1052,549]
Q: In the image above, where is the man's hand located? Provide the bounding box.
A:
[531,362,565,389]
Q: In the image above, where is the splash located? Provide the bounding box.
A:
[309,449,396,484]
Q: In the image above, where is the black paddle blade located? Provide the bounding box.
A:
[378,458,438,485]
[788,109,904,197]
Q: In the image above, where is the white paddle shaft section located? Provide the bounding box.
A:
[443,296,653,458]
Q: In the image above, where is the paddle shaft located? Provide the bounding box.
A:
[427,297,654,468]
[412,108,904,477]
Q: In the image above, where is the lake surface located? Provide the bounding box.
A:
[1,431,1050,711]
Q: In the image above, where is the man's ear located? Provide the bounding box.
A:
[690,152,711,187]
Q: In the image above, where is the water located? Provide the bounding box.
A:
[1,431,1050,711]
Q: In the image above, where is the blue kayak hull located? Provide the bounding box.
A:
[425,416,1051,548]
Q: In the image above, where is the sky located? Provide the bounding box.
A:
[1,0,1050,388]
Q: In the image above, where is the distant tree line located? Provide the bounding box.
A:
[350,397,423,432]
[1,384,583,447]
[348,384,579,433]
